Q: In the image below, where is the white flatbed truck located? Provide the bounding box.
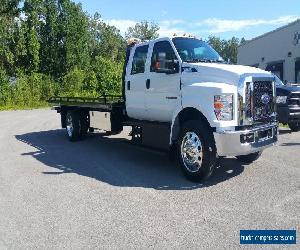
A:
[49,36,278,182]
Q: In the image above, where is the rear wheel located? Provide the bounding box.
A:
[177,120,217,182]
[236,151,262,164]
[288,122,300,132]
[66,111,81,141]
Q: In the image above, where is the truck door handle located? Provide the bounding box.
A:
[127,81,130,90]
[146,79,150,89]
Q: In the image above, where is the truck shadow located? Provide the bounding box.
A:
[15,130,245,190]
[280,142,300,146]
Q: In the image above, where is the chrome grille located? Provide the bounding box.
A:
[288,92,300,106]
[253,81,274,122]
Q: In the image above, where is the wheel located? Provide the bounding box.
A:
[178,120,217,182]
[236,151,262,164]
[66,111,81,141]
[288,122,300,132]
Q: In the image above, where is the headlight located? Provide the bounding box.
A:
[276,96,287,104]
[214,94,234,121]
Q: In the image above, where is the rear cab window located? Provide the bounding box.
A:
[131,45,149,75]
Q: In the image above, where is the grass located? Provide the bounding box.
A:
[0,102,50,111]
[279,123,288,128]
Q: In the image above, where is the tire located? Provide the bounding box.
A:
[288,122,300,132]
[236,151,262,164]
[177,120,217,182]
[66,111,81,142]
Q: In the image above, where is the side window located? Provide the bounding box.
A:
[151,41,177,72]
[131,45,149,75]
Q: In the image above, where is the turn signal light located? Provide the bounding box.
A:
[214,102,224,109]
[214,94,234,121]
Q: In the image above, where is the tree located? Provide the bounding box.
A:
[0,67,10,106]
[40,0,61,77]
[207,36,242,64]
[0,0,21,75]
[0,0,20,16]
[13,19,28,73]
[61,1,90,72]
[92,56,123,95]
[206,36,224,56]
[240,37,246,45]
[40,0,91,79]
[222,37,240,64]
[88,12,126,62]
[23,0,42,73]
[0,0,129,109]
[125,21,159,41]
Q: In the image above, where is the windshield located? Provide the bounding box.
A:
[172,37,224,63]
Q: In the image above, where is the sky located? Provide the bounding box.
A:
[73,0,300,40]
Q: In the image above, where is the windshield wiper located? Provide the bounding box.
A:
[185,58,225,63]
[185,58,211,63]
[211,59,226,64]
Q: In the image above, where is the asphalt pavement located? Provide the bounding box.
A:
[0,109,299,249]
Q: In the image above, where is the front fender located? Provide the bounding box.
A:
[169,82,238,144]
[182,82,238,127]
[169,104,212,145]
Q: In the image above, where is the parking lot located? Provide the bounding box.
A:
[0,109,299,249]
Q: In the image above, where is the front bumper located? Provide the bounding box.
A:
[214,122,278,157]
[277,106,300,123]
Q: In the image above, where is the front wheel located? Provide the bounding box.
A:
[236,151,262,164]
[177,120,217,182]
[288,122,300,132]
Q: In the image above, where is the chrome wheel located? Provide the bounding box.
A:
[66,114,73,137]
[180,131,203,173]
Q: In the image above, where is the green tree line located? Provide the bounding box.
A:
[0,0,126,109]
[0,0,244,110]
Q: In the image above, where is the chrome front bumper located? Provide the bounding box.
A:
[214,122,278,157]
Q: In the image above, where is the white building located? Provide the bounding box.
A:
[238,19,300,84]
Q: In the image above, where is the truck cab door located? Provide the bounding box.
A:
[145,40,181,122]
[125,44,150,120]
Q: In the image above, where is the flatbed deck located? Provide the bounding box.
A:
[48,96,124,111]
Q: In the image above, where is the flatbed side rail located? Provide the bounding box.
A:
[48,95,123,105]
[48,95,123,111]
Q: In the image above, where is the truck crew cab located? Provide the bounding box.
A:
[50,36,278,182]
[275,75,300,132]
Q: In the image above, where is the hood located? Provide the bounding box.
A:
[182,62,271,86]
